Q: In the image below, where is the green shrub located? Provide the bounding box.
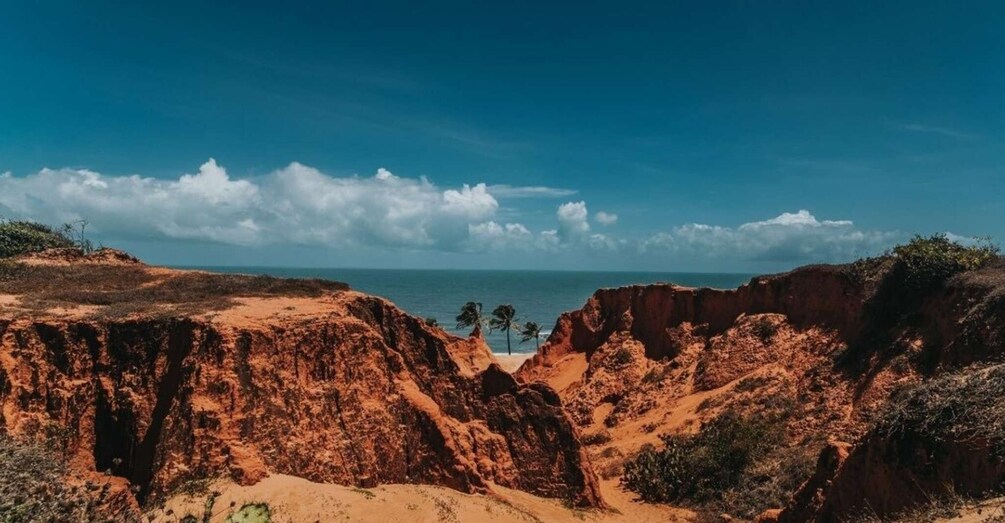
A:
[0,220,75,258]
[621,411,782,504]
[225,502,272,523]
[891,234,999,291]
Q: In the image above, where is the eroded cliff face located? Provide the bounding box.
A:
[516,259,1005,519]
[525,264,866,368]
[774,360,1005,523]
[0,259,602,511]
[523,260,1004,375]
[517,265,885,457]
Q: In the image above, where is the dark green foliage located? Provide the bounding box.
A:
[621,411,782,504]
[455,302,483,330]
[0,220,74,258]
[519,321,542,349]
[424,317,439,327]
[0,435,106,522]
[891,234,999,292]
[489,304,518,355]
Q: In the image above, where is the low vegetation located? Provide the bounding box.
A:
[890,233,1000,292]
[224,502,272,523]
[621,410,813,519]
[850,492,1005,523]
[749,315,778,343]
[0,219,95,259]
[0,435,106,522]
[874,364,1005,456]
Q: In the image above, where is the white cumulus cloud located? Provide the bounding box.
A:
[595,211,618,225]
[0,159,902,267]
[557,201,591,241]
[0,159,500,249]
[642,209,897,263]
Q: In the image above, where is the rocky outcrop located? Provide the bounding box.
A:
[522,264,867,369]
[521,260,1005,375]
[0,261,602,509]
[516,258,1005,517]
[779,364,1005,522]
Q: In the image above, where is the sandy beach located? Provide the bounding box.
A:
[495,353,535,373]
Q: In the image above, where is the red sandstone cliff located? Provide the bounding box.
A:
[517,258,1005,520]
[0,253,602,514]
[778,363,1005,522]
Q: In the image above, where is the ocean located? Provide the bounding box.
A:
[186,267,754,354]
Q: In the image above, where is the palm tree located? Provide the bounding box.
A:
[455,302,483,336]
[489,304,518,355]
[520,321,542,350]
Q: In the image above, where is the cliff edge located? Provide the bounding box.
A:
[517,255,1005,520]
[0,250,603,517]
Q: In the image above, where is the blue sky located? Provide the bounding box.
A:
[1,1,1002,271]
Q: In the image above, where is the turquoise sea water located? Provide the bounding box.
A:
[185,267,753,354]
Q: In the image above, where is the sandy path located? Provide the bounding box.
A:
[150,475,690,523]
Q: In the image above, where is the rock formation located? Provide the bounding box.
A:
[517,257,1005,519]
[779,364,1005,522]
[0,253,602,514]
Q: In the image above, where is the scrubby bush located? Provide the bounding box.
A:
[0,220,74,258]
[0,435,105,522]
[891,234,999,291]
[874,365,1005,455]
[621,411,782,504]
[749,316,779,343]
[719,446,815,520]
[621,409,814,518]
[735,375,773,393]
[580,428,613,446]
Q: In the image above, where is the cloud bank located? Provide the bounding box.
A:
[0,159,899,267]
[641,210,897,263]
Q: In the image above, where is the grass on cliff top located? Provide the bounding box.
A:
[889,234,1001,292]
[0,220,76,259]
[0,262,348,318]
